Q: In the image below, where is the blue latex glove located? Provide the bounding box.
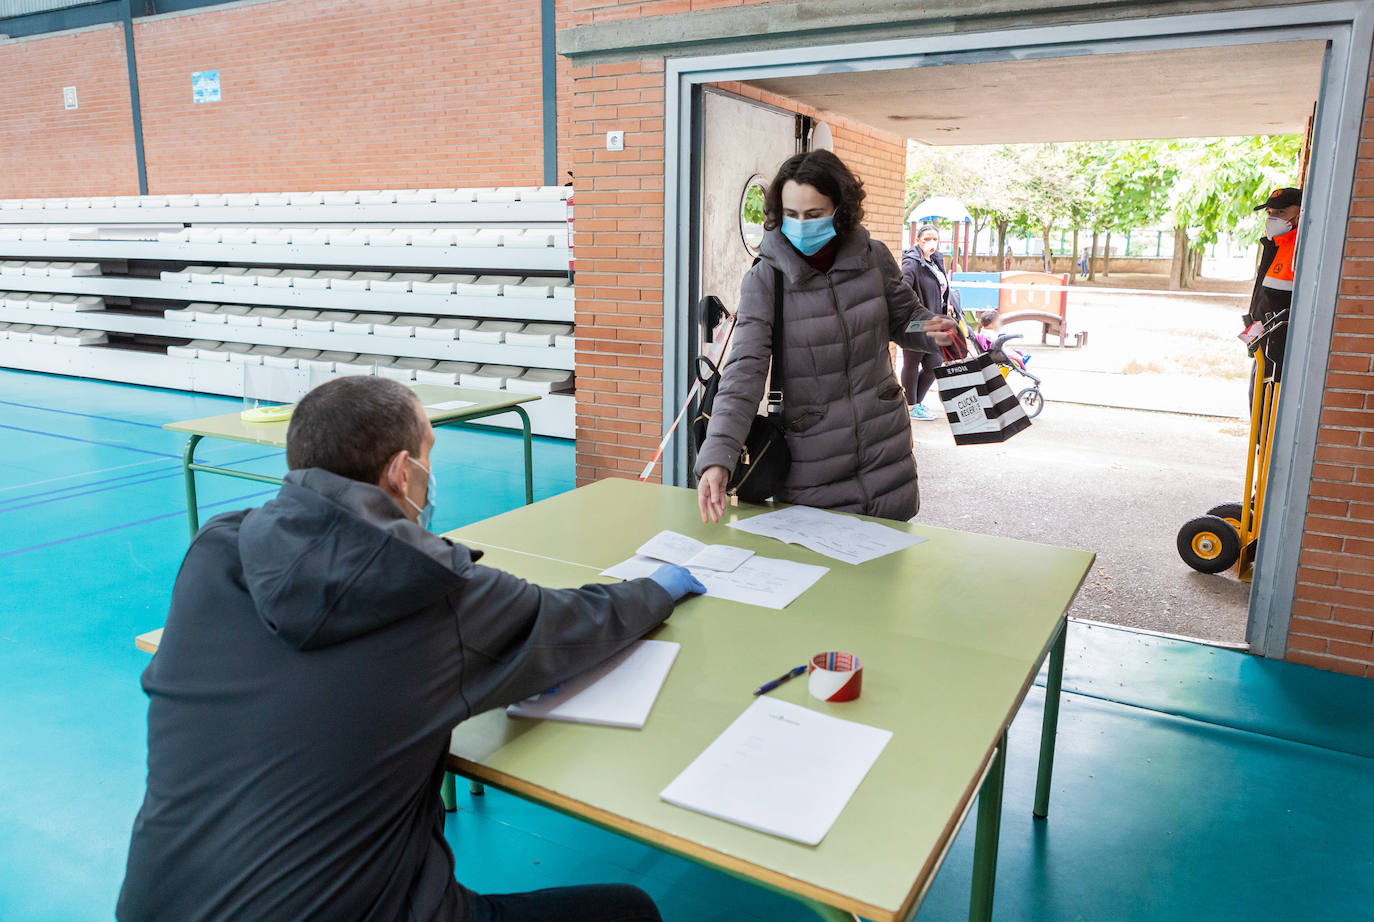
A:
[648,563,707,602]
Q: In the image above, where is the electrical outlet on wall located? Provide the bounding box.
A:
[606,130,625,152]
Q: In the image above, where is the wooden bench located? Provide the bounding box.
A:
[997,271,1082,347]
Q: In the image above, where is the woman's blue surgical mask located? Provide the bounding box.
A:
[404,457,437,530]
[781,215,837,256]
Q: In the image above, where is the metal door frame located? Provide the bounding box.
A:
[660,1,1374,656]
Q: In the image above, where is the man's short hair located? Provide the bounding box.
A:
[286,376,425,483]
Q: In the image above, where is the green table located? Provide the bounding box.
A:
[165,385,539,536]
[444,479,1093,922]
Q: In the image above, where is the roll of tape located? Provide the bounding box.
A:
[808,651,863,702]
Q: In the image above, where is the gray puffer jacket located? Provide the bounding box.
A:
[694,227,940,521]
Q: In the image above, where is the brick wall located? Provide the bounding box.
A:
[0,26,139,198]
[1286,60,1374,678]
[131,0,545,193]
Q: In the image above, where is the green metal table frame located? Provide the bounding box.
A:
[177,403,534,537]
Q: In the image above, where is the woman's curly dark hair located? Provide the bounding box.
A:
[762,150,866,237]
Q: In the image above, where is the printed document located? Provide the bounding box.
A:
[636,530,754,572]
[425,399,478,411]
[506,640,679,729]
[601,554,826,610]
[660,697,892,845]
[726,504,926,565]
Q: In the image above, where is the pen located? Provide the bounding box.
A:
[753,664,807,696]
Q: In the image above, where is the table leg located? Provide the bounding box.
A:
[441,771,457,812]
[794,897,856,921]
[1034,619,1067,819]
[183,434,203,539]
[515,406,534,505]
[470,779,485,797]
[969,732,1007,922]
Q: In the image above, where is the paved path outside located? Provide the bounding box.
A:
[910,402,1254,645]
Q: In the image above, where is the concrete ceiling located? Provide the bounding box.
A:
[746,40,1326,145]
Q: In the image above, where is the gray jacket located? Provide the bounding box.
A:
[118,468,673,922]
[695,227,939,521]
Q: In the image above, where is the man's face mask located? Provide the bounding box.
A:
[1264,215,1294,238]
[403,456,436,530]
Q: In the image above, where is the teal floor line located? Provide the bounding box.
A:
[1,369,1371,922]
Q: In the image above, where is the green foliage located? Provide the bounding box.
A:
[741,182,766,226]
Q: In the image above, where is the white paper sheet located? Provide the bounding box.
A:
[505,640,679,729]
[425,399,478,411]
[635,530,754,572]
[601,554,826,610]
[726,504,926,565]
[660,697,892,845]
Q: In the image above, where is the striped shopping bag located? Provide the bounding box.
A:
[932,335,1031,445]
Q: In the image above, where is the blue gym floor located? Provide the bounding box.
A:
[1,368,1371,921]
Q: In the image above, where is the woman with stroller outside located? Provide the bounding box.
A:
[695,150,957,524]
[900,223,953,421]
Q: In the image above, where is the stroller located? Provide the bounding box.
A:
[965,323,1045,419]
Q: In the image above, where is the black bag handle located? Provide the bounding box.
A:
[766,267,785,411]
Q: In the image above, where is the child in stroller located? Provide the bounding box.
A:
[969,311,1045,418]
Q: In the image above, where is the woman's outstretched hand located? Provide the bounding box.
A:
[922,316,958,346]
[698,466,730,523]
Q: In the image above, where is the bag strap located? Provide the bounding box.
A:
[940,328,972,364]
[767,267,785,411]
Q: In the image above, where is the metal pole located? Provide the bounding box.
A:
[120,0,149,194]
[182,434,202,538]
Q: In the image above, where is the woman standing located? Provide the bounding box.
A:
[696,151,956,524]
[899,223,952,421]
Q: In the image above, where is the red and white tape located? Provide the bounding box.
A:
[807,651,863,702]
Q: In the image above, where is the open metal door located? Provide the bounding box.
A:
[686,89,800,478]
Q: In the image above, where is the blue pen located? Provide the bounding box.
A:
[753,664,807,696]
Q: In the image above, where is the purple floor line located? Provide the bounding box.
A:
[0,450,282,511]
[0,398,171,430]
[0,489,278,559]
[0,424,180,458]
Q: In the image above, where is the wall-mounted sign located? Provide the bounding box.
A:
[192,70,221,104]
[63,86,78,110]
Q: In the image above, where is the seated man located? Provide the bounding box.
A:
[118,376,704,922]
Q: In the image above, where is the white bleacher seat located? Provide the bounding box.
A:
[163,305,195,321]
[381,315,434,338]
[505,230,554,249]
[263,347,318,368]
[333,313,391,335]
[472,228,505,246]
[474,189,520,203]
[166,195,197,207]
[415,317,476,340]
[293,228,332,246]
[6,323,35,341]
[396,190,437,204]
[217,342,260,363]
[0,322,10,338]
[48,294,105,312]
[358,191,397,205]
[27,294,54,310]
[262,308,319,330]
[321,191,360,205]
[0,229,21,241]
[157,230,190,243]
[21,262,52,276]
[53,328,108,345]
[185,227,223,244]
[506,322,572,347]
[295,269,352,290]
[412,274,474,295]
[176,339,226,360]
[411,230,457,248]
[378,357,435,382]
[460,364,521,389]
[434,189,477,204]
[300,350,356,374]
[2,292,28,309]
[510,278,552,299]
[226,268,278,286]
[258,269,313,288]
[370,272,431,293]
[208,267,251,283]
[255,228,293,245]
[335,353,389,374]
[459,320,525,344]
[286,192,325,206]
[297,310,356,332]
[507,368,573,395]
[551,278,574,300]
[244,307,286,324]
[141,196,170,208]
[330,271,391,291]
[325,229,370,246]
[522,187,571,202]
[416,361,481,386]
[253,193,291,206]
[112,196,142,208]
[188,303,225,323]
[554,333,575,348]
[195,194,229,207]
[161,266,210,282]
[220,228,257,244]
[220,305,256,325]
[365,229,413,246]
[29,325,59,343]
[0,262,25,276]
[222,194,255,207]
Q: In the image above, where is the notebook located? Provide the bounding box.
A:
[506,639,680,729]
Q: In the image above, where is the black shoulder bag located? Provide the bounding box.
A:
[692,268,791,503]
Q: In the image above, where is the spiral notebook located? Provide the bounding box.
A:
[506,640,680,729]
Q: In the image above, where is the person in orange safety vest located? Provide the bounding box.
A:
[1245,186,1301,383]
